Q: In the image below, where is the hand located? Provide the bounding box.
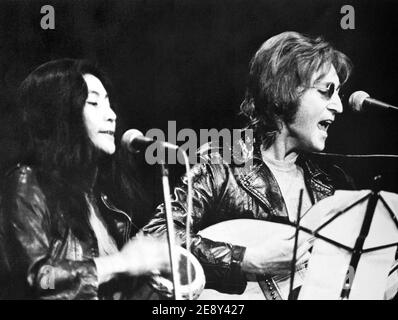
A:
[241,232,313,277]
[117,235,172,276]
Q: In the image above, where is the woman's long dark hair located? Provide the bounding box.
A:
[16,59,151,240]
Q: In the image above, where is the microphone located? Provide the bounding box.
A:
[349,91,398,112]
[121,129,178,153]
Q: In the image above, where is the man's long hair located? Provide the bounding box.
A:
[16,59,151,239]
[240,31,353,149]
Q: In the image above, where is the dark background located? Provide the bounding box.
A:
[0,0,397,203]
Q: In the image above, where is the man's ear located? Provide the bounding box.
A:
[275,116,285,133]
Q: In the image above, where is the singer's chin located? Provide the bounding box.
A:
[93,144,115,163]
[99,142,116,155]
[303,139,326,153]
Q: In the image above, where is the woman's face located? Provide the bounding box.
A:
[82,74,117,155]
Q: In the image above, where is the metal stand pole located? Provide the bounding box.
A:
[160,163,182,300]
[340,175,382,299]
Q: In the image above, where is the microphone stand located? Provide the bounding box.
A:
[289,189,304,300]
[159,162,182,300]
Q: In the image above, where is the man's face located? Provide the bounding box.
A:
[286,65,343,152]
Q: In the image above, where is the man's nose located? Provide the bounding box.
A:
[328,94,343,114]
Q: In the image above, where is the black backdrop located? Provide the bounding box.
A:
[1,0,397,204]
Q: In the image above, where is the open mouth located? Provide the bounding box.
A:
[317,120,332,132]
[99,130,115,136]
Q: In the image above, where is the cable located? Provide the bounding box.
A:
[314,152,398,159]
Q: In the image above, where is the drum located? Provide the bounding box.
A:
[149,246,206,300]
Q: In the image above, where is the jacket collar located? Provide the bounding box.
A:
[234,143,335,219]
[297,154,335,202]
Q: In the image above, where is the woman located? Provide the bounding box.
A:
[0,59,170,299]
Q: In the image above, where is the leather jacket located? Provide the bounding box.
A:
[142,145,354,294]
[0,164,143,300]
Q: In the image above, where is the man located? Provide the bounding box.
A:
[142,31,361,298]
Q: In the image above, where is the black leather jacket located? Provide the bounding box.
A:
[0,164,143,300]
[142,146,354,294]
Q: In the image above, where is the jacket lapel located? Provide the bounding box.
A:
[298,155,335,204]
[235,147,289,219]
[234,147,335,219]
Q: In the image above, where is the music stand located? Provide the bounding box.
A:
[291,179,398,300]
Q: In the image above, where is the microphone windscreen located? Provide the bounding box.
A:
[121,129,144,151]
[349,91,370,112]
